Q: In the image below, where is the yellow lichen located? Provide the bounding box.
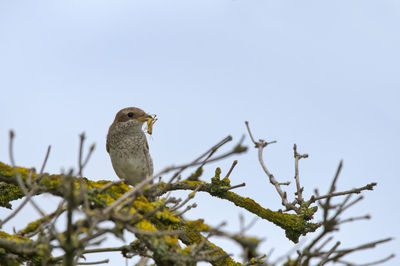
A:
[186,219,211,231]
[0,230,30,242]
[164,235,179,246]
[137,220,157,231]
[155,210,180,223]
[133,197,155,213]
[19,219,43,236]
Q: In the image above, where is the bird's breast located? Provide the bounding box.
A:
[107,131,153,185]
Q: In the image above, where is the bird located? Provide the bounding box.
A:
[106,107,155,186]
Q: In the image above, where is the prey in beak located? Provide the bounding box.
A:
[145,114,157,135]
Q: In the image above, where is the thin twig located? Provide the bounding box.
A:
[82,247,129,254]
[78,133,95,177]
[39,145,52,175]
[293,144,307,204]
[126,225,183,237]
[221,183,246,192]
[175,203,197,216]
[318,241,340,265]
[15,172,45,217]
[98,180,124,193]
[310,183,376,203]
[225,160,238,179]
[170,184,202,212]
[338,253,395,266]
[239,215,258,235]
[338,214,370,225]
[77,259,109,265]
[8,130,16,167]
[78,133,85,176]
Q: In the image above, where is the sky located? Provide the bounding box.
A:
[0,0,399,265]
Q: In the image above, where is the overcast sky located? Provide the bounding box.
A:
[1,1,399,265]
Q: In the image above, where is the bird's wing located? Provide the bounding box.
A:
[143,138,153,176]
[106,137,110,153]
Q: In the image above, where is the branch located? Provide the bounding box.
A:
[156,179,319,243]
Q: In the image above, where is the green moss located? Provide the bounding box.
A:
[299,202,318,221]
[221,176,231,186]
[181,180,204,187]
[0,231,50,265]
[0,182,24,209]
[0,255,20,266]
[219,191,319,242]
[0,230,30,242]
[208,167,233,195]
[171,222,240,265]
[0,162,133,210]
[283,259,296,266]
[19,219,42,236]
[0,162,32,180]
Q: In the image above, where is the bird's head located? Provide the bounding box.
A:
[110,107,155,133]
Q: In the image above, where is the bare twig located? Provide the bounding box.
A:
[310,183,376,204]
[338,253,395,266]
[126,225,183,237]
[78,133,95,177]
[170,184,202,212]
[322,161,343,220]
[175,203,197,216]
[39,145,52,175]
[239,214,258,235]
[245,121,295,212]
[98,180,124,193]
[225,160,238,179]
[221,182,246,192]
[15,172,45,217]
[318,241,340,265]
[77,259,109,265]
[9,130,16,167]
[293,144,307,204]
[338,214,370,225]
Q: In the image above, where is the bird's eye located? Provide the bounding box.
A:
[127,112,134,118]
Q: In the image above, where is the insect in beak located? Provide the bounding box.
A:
[146,114,157,135]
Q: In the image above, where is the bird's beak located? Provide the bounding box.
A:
[137,114,153,122]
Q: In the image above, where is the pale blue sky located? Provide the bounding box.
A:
[0,1,399,265]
